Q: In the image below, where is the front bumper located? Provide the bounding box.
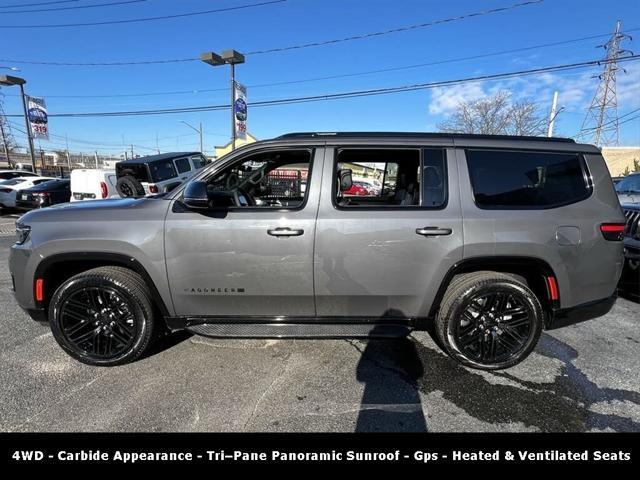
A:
[547,294,617,330]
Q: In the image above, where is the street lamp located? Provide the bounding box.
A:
[200,49,245,151]
[0,75,36,171]
[0,66,20,71]
[179,120,203,153]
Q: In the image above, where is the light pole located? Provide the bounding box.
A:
[200,49,245,152]
[180,120,203,153]
[0,75,36,172]
[0,66,20,71]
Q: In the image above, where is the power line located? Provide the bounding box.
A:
[0,0,77,8]
[580,107,640,133]
[247,0,545,55]
[5,29,634,100]
[1,0,147,14]
[6,55,639,118]
[0,0,543,55]
[0,0,286,28]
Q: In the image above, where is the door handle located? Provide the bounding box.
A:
[416,226,452,236]
[267,227,304,237]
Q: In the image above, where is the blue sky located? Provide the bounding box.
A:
[0,0,639,156]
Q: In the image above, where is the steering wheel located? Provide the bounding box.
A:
[226,172,240,190]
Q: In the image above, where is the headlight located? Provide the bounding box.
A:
[15,224,31,245]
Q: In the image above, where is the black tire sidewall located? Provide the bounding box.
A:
[441,280,543,370]
[48,275,151,366]
[116,176,144,198]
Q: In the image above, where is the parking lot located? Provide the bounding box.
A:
[0,214,639,433]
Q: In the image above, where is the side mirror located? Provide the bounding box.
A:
[183,180,209,209]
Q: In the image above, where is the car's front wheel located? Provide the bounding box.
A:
[435,271,543,370]
[48,266,155,366]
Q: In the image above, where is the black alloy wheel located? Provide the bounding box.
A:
[453,290,533,365]
[49,266,155,366]
[435,271,543,370]
[58,286,137,359]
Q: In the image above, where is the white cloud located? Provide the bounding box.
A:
[428,82,486,114]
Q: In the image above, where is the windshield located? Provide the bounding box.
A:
[615,175,640,193]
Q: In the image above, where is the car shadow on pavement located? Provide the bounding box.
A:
[141,330,193,360]
[351,331,640,432]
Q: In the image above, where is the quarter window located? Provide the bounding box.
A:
[466,150,591,209]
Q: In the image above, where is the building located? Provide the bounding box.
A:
[602,146,640,177]
[214,133,258,159]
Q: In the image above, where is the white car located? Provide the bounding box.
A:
[70,169,119,202]
[0,176,55,210]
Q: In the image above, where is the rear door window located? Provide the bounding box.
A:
[175,157,192,174]
[466,149,591,209]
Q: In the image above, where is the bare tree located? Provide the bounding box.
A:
[437,91,546,136]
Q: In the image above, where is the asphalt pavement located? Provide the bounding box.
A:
[0,218,639,432]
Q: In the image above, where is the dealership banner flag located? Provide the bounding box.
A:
[233,82,247,140]
[26,96,49,140]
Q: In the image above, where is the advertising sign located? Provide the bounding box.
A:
[233,82,247,140]
[26,96,49,140]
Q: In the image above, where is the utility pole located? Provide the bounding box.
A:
[579,20,632,146]
[0,117,10,166]
[65,134,71,169]
[180,120,204,153]
[547,91,559,137]
[130,144,134,159]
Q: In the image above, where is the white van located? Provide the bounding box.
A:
[70,169,119,202]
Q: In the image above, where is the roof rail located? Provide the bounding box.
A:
[275,132,576,143]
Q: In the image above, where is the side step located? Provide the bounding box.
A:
[186,323,412,339]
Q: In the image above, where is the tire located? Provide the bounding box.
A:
[116,175,145,198]
[435,271,543,370]
[48,266,155,366]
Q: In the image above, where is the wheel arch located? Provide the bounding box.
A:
[427,256,559,328]
[34,252,171,319]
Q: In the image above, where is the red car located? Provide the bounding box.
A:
[344,183,369,196]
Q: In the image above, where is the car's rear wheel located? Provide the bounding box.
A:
[48,267,155,366]
[435,271,543,370]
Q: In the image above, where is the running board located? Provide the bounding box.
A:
[186,323,412,339]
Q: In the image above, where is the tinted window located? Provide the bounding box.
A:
[149,160,177,182]
[191,155,207,169]
[422,148,447,207]
[467,150,590,208]
[615,174,640,193]
[175,158,191,174]
[206,149,312,208]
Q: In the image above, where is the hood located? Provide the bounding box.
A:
[17,197,170,225]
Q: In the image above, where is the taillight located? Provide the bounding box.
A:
[100,181,108,199]
[149,184,158,194]
[600,223,626,241]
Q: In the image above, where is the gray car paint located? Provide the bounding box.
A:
[9,134,625,325]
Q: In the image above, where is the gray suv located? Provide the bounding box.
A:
[9,132,626,370]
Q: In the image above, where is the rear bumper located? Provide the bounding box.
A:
[547,294,617,330]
